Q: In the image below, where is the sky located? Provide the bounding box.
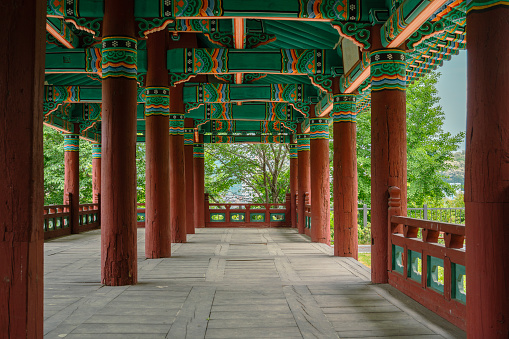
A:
[434,50,467,150]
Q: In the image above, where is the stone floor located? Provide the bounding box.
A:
[44,228,465,338]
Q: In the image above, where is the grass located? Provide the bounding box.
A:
[358,253,371,268]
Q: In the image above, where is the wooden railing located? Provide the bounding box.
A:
[204,194,291,227]
[304,192,311,235]
[137,203,146,227]
[44,194,100,240]
[387,187,466,330]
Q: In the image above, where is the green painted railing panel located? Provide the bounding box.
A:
[210,212,226,222]
[407,250,422,282]
[392,245,404,274]
[451,263,466,303]
[230,212,245,222]
[250,213,265,222]
[427,256,444,294]
[270,213,286,222]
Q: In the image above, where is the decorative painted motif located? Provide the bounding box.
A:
[281,49,322,74]
[186,48,228,73]
[261,135,284,144]
[332,94,357,122]
[169,114,185,135]
[267,103,291,121]
[64,134,80,152]
[298,0,361,20]
[407,21,446,50]
[92,144,101,159]
[270,84,303,102]
[214,74,234,83]
[281,121,297,133]
[290,102,311,117]
[199,84,230,102]
[211,135,234,143]
[43,102,62,117]
[332,22,371,50]
[243,73,267,83]
[381,5,409,47]
[193,143,205,158]
[245,33,277,49]
[173,0,223,17]
[262,121,281,134]
[65,17,102,37]
[204,32,233,48]
[47,0,77,17]
[145,87,170,116]
[45,86,80,103]
[370,50,407,91]
[207,103,232,120]
[101,37,137,79]
[309,74,333,93]
[466,0,509,12]
[169,72,197,86]
[212,120,235,133]
[86,48,102,74]
[339,51,369,93]
[83,103,101,121]
[289,144,298,159]
[297,134,310,151]
[309,118,330,139]
[184,128,195,145]
[174,19,215,32]
[137,18,174,37]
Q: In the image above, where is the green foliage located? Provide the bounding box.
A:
[205,143,289,204]
[358,253,371,268]
[136,143,146,204]
[43,126,93,205]
[352,72,465,207]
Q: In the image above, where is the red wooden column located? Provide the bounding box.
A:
[0,0,45,335]
[184,119,195,234]
[92,143,101,203]
[309,112,331,244]
[369,35,408,283]
[64,123,80,234]
[289,142,298,228]
[145,30,171,258]
[297,126,310,234]
[466,3,509,336]
[169,85,186,243]
[194,135,205,228]
[332,94,358,258]
[101,0,138,285]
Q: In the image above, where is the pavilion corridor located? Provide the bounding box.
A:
[43,227,465,338]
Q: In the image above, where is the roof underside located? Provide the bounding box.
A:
[44,0,467,143]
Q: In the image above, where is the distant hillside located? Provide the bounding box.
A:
[443,151,465,185]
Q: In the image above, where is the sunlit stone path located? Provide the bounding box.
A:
[44,228,465,338]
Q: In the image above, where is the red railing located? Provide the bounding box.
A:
[387,187,466,330]
[304,192,311,236]
[137,203,146,227]
[44,194,100,240]
[204,193,291,227]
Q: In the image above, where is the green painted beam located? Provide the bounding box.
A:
[186,102,301,121]
[46,18,79,48]
[182,83,317,103]
[167,48,338,75]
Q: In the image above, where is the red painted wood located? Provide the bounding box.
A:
[92,155,101,203]
[0,0,45,335]
[333,121,358,257]
[466,6,509,337]
[170,85,187,243]
[145,30,171,258]
[297,132,310,234]
[194,134,205,228]
[184,118,195,234]
[290,146,298,228]
[64,123,80,234]
[101,0,137,286]
[310,137,330,244]
[370,28,408,284]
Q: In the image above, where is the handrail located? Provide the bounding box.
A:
[204,193,291,227]
[44,195,101,240]
[387,186,466,330]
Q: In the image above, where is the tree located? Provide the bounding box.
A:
[352,72,465,207]
[43,125,94,205]
[205,143,290,204]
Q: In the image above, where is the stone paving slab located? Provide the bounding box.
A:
[44,228,465,339]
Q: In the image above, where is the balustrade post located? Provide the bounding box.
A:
[289,142,298,227]
[388,187,402,272]
[92,143,101,204]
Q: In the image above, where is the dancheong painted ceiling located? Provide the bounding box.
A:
[44,0,466,143]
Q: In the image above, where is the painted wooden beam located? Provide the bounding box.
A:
[46,18,79,48]
[186,102,298,121]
